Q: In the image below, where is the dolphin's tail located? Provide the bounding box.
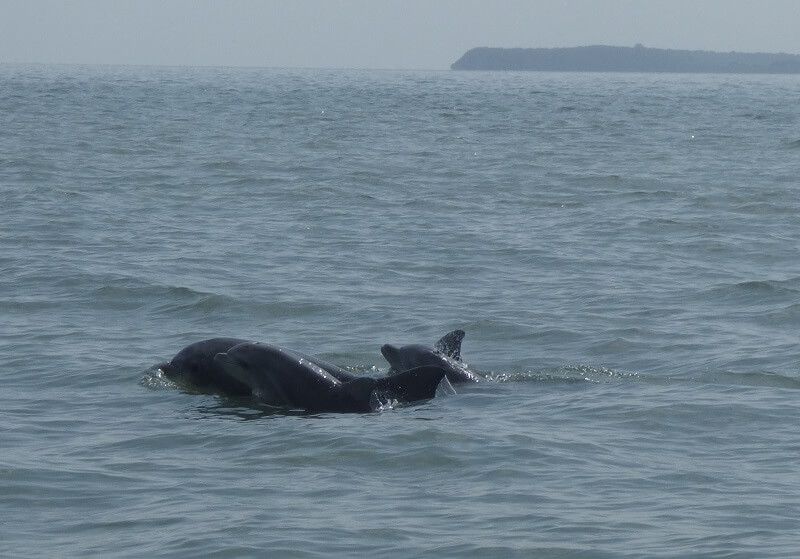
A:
[375,365,449,403]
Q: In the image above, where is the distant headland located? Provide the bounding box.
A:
[451,45,800,73]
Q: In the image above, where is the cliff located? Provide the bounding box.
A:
[450,45,800,73]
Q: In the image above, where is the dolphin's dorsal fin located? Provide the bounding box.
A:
[434,330,465,361]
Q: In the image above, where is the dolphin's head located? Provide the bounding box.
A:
[213,342,290,405]
[213,343,263,389]
[214,342,262,371]
[381,343,446,373]
[379,343,403,371]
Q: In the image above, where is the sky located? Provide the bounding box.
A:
[2,0,800,70]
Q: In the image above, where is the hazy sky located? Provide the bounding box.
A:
[3,0,800,69]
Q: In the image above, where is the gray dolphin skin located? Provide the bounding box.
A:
[159,338,449,413]
[380,329,483,383]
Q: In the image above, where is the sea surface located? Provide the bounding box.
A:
[2,64,800,558]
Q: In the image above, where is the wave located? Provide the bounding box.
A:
[91,280,215,312]
[88,277,333,320]
[485,364,642,384]
[685,369,800,390]
[702,277,800,302]
[485,364,800,391]
[734,201,797,215]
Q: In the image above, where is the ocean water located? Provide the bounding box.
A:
[2,64,800,557]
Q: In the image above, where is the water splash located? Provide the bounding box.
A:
[485,364,642,384]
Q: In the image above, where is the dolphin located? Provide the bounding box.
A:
[158,337,358,393]
[380,329,483,383]
[158,338,450,412]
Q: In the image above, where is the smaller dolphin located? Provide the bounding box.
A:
[381,329,482,383]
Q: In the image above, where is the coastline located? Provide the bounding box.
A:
[451,44,800,73]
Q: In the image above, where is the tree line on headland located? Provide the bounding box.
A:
[451,45,800,73]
